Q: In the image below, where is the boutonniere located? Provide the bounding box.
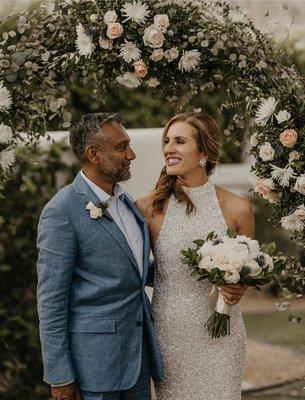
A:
[86,201,110,219]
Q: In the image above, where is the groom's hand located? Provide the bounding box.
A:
[51,382,81,400]
[221,284,247,306]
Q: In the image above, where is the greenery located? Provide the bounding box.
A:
[0,0,304,242]
[0,142,77,400]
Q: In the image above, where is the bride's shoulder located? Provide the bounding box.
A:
[215,185,253,213]
[135,193,154,219]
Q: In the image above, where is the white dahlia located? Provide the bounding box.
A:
[75,23,95,58]
[0,148,15,171]
[178,50,201,72]
[270,164,295,187]
[116,72,141,88]
[281,213,304,232]
[119,40,141,63]
[0,82,12,112]
[254,96,278,126]
[122,0,149,24]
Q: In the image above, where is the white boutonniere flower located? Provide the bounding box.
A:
[86,201,109,219]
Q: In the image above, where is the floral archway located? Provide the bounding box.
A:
[0,0,304,242]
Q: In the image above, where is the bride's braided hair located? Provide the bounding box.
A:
[152,112,221,215]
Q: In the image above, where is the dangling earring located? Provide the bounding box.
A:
[198,158,207,168]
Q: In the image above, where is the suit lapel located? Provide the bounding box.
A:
[123,195,151,283]
[73,173,140,275]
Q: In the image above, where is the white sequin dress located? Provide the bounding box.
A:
[151,180,246,400]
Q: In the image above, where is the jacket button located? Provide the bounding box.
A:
[136,321,142,327]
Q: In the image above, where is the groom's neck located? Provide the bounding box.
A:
[82,166,114,196]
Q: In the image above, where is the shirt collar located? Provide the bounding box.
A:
[80,170,126,202]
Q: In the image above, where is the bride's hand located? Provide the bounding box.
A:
[220,284,247,306]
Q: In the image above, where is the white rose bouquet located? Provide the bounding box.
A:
[181,230,281,338]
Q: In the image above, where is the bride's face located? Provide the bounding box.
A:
[164,121,204,178]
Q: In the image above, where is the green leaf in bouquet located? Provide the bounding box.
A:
[261,242,276,255]
[227,229,237,238]
[254,285,262,291]
[210,268,226,285]
[240,266,251,277]
[193,239,205,248]
[206,231,217,241]
[191,269,200,278]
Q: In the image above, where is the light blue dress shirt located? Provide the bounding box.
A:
[80,170,144,277]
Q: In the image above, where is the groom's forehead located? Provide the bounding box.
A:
[99,122,130,143]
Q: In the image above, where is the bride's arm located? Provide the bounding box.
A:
[235,198,255,238]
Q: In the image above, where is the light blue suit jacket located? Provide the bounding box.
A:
[36,172,163,392]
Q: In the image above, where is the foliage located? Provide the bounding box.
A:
[0,141,77,399]
[0,0,304,239]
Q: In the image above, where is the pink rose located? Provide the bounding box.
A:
[256,178,274,200]
[106,22,123,39]
[279,129,298,148]
[133,60,148,78]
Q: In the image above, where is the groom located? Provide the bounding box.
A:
[36,112,163,400]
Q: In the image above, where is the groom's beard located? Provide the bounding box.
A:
[102,156,131,182]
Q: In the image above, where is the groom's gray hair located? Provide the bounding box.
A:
[69,112,123,163]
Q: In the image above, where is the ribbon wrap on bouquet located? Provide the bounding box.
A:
[209,284,231,315]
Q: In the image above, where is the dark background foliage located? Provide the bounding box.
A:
[0,143,78,399]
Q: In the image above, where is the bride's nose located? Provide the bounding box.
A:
[164,141,175,154]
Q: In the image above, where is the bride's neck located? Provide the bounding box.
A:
[179,170,209,188]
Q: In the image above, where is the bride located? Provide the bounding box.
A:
[136,112,254,400]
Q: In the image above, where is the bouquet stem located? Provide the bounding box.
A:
[206,288,231,338]
[205,311,230,338]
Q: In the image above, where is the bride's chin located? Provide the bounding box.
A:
[165,166,180,176]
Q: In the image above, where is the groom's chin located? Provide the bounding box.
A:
[118,170,132,182]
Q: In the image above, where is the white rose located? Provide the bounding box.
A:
[289,150,300,164]
[198,241,215,258]
[237,236,260,258]
[294,175,305,195]
[0,123,13,144]
[104,10,117,25]
[245,260,262,277]
[99,37,113,49]
[150,48,164,61]
[223,268,240,284]
[264,254,274,272]
[147,77,160,88]
[90,206,103,219]
[90,14,99,22]
[266,191,278,204]
[250,132,259,147]
[164,47,179,62]
[259,142,275,161]
[275,110,291,124]
[143,25,164,48]
[198,257,214,272]
[153,14,170,32]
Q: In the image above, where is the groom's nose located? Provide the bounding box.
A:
[127,146,136,160]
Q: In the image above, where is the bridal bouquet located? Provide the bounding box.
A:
[181,230,281,338]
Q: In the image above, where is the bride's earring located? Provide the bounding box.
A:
[198,158,207,168]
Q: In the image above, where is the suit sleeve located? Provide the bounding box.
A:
[36,204,77,385]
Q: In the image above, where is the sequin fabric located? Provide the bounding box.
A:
[151,180,246,400]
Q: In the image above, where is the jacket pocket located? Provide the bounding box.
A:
[69,318,116,333]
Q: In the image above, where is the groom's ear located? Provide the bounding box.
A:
[84,146,100,165]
